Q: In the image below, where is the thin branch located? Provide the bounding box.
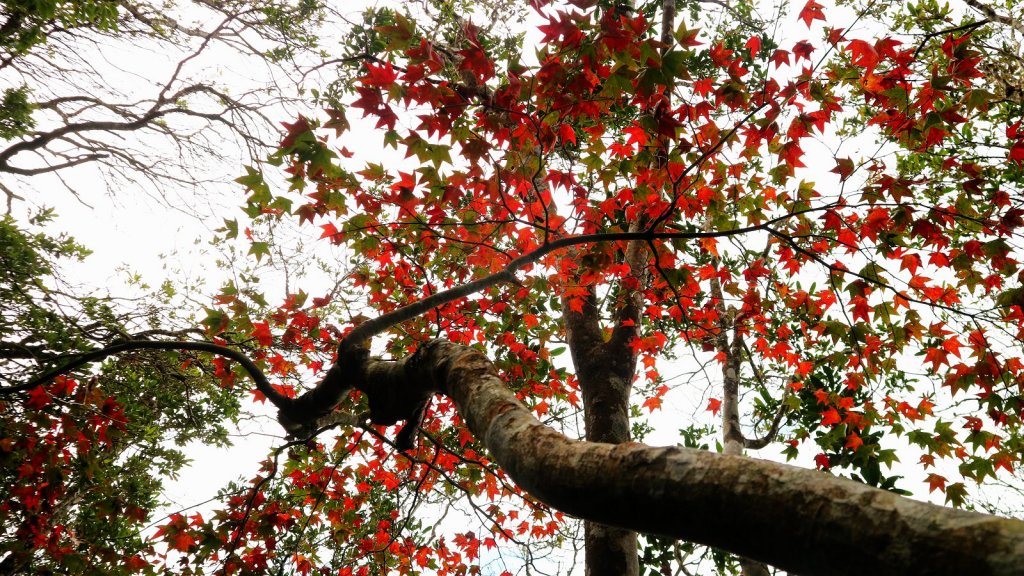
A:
[7,339,290,408]
[341,205,834,350]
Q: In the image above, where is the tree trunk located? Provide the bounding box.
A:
[711,255,772,576]
[360,339,1024,576]
[565,292,639,576]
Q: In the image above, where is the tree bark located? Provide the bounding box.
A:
[564,292,640,576]
[361,339,1024,576]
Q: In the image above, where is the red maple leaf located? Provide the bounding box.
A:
[792,40,815,62]
[26,386,51,409]
[831,157,855,181]
[778,140,806,168]
[846,39,878,70]
[252,322,273,347]
[709,41,734,67]
[170,532,196,552]
[360,61,399,87]
[693,77,715,97]
[770,49,791,68]
[798,0,826,28]
[744,35,761,59]
[558,123,576,145]
[279,115,310,149]
[814,453,831,470]
[923,347,948,371]
[642,396,663,412]
[845,433,864,450]
[926,473,947,494]
[319,222,342,244]
[1010,141,1024,165]
[820,408,841,426]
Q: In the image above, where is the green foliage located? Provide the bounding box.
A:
[0,211,92,365]
[0,85,34,139]
[0,215,243,574]
[0,0,120,56]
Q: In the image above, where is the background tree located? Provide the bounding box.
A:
[0,0,333,210]
[4,0,1024,575]
[0,214,248,574]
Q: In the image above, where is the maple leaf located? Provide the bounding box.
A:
[319,223,342,244]
[845,433,863,450]
[170,532,196,552]
[674,20,702,47]
[831,157,855,181]
[792,40,815,62]
[798,0,826,28]
[323,108,350,136]
[360,61,399,87]
[250,388,267,403]
[567,297,585,313]
[942,337,962,358]
[538,11,584,46]
[124,555,150,571]
[251,322,273,347]
[849,296,871,323]
[993,453,1015,473]
[279,115,311,149]
[558,123,576,145]
[699,237,719,257]
[623,123,648,147]
[26,386,51,410]
[643,396,663,412]
[47,375,76,397]
[709,41,734,67]
[814,453,831,470]
[769,49,791,68]
[899,253,921,275]
[693,77,715,97]
[778,140,806,168]
[923,347,948,372]
[820,408,841,426]
[827,27,846,45]
[272,383,296,398]
[1010,141,1024,165]
[744,35,761,59]
[706,397,722,416]
[846,39,878,70]
[926,473,947,494]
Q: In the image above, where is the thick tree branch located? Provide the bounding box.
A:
[402,339,1024,576]
[0,153,108,176]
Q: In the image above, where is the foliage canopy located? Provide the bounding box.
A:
[3,0,1024,574]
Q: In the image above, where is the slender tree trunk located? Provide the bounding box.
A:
[710,252,772,576]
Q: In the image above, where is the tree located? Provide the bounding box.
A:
[0,213,249,574]
[4,0,1024,574]
[0,0,332,209]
